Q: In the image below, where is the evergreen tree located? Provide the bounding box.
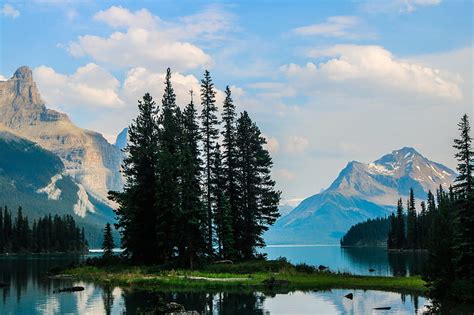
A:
[102,223,115,259]
[213,144,234,259]
[109,92,160,264]
[180,91,207,268]
[235,111,280,259]
[200,70,219,256]
[452,114,474,280]
[221,86,239,258]
[156,68,182,262]
[395,198,405,249]
[406,189,417,249]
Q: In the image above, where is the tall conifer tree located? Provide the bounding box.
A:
[200,70,219,256]
[109,92,159,264]
[235,111,280,259]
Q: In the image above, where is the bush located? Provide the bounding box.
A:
[294,263,317,274]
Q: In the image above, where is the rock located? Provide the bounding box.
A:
[0,66,124,205]
[263,277,289,287]
[368,268,375,272]
[165,302,185,312]
[54,286,85,293]
[344,293,353,300]
[318,265,328,271]
[373,307,391,310]
[213,260,233,264]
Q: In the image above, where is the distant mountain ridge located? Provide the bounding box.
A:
[0,66,124,208]
[0,131,114,246]
[265,147,456,244]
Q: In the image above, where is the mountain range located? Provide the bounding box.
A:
[265,147,456,244]
[0,66,124,246]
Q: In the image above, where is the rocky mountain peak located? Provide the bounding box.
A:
[13,66,33,81]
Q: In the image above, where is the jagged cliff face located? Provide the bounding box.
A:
[0,66,123,203]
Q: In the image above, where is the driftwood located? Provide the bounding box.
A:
[54,286,85,293]
[373,307,391,310]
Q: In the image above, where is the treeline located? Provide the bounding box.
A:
[389,115,473,302]
[0,206,88,253]
[387,188,440,250]
[340,217,389,247]
[109,69,280,267]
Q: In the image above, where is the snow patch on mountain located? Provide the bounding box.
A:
[36,174,62,200]
[73,184,95,217]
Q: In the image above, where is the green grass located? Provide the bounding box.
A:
[64,260,427,294]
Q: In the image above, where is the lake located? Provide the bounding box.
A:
[262,245,427,276]
[0,247,440,314]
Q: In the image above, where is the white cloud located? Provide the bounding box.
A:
[34,63,123,110]
[1,4,20,18]
[362,0,441,14]
[286,136,309,154]
[281,44,462,100]
[292,16,374,39]
[67,6,235,72]
[0,75,7,81]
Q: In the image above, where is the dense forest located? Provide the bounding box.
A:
[109,69,280,267]
[340,217,389,247]
[0,206,88,253]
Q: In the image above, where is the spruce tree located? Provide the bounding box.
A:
[102,223,115,259]
[453,114,474,280]
[406,189,417,249]
[156,68,182,262]
[395,199,405,249]
[200,70,219,256]
[221,86,239,258]
[109,92,160,264]
[180,92,207,268]
[235,111,281,259]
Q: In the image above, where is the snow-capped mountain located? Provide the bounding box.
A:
[265,147,456,244]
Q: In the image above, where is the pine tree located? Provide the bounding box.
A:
[235,111,281,259]
[406,189,417,249]
[221,86,239,258]
[180,91,207,268]
[102,223,115,259]
[200,70,219,256]
[453,114,474,280]
[109,92,160,264]
[395,199,405,249]
[156,68,182,263]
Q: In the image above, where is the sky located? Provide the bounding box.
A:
[1,0,473,205]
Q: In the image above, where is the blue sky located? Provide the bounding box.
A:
[1,0,472,204]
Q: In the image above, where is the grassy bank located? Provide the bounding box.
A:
[64,260,427,294]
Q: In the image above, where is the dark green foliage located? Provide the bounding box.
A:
[109,92,160,264]
[235,111,281,259]
[406,189,417,249]
[452,114,474,281]
[0,206,87,253]
[179,93,207,268]
[200,70,220,256]
[102,223,115,258]
[340,217,389,247]
[156,68,182,262]
[110,69,280,267]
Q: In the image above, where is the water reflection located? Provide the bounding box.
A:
[1,254,471,314]
[263,245,428,276]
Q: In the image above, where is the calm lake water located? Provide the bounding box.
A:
[262,245,427,277]
[0,247,440,314]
